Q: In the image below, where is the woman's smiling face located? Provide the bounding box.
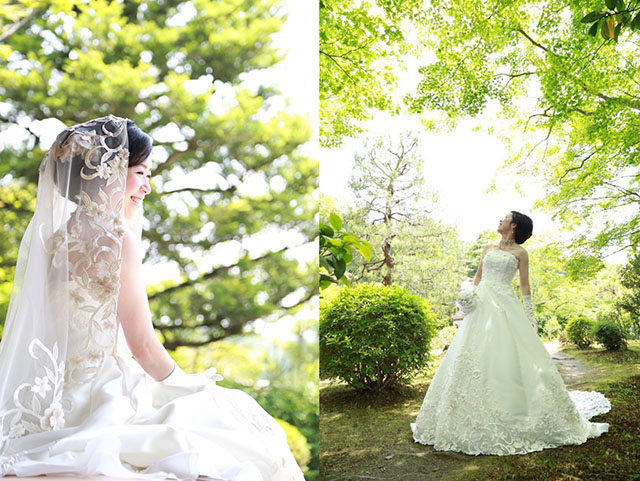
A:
[124,156,151,220]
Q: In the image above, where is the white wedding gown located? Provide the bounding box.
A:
[0,281,304,481]
[411,249,610,455]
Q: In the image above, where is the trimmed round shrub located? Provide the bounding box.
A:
[592,321,627,351]
[565,317,595,349]
[320,283,436,392]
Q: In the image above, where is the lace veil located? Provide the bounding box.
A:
[0,115,130,452]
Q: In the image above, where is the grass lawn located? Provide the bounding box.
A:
[319,342,640,481]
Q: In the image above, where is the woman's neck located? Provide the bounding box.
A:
[499,234,515,247]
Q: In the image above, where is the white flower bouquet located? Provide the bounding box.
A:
[457,287,479,315]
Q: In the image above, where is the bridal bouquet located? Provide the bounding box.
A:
[457,287,479,315]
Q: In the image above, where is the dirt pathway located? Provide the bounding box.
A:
[544,340,594,388]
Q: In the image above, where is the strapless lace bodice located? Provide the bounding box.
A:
[481,249,518,286]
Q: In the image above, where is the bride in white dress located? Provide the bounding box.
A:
[411,211,610,456]
[0,115,304,480]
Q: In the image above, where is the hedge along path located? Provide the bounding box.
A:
[320,342,601,481]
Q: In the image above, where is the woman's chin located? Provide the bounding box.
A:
[124,204,142,220]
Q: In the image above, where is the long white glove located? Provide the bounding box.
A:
[522,294,537,331]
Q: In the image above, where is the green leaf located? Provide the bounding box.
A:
[334,258,347,280]
[329,213,342,231]
[326,238,343,247]
[581,11,605,23]
[343,248,353,265]
[617,0,626,11]
[320,274,335,290]
[319,256,332,271]
[601,17,615,39]
[330,246,347,259]
[632,11,640,29]
[341,233,360,244]
[320,224,335,238]
[588,21,599,36]
[614,21,622,40]
[605,0,617,10]
[356,242,374,261]
[323,256,335,270]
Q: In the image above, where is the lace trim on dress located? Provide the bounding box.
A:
[411,342,595,455]
[569,390,611,420]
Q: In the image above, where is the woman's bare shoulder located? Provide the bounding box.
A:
[513,245,529,261]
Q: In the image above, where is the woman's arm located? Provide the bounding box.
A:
[472,246,489,286]
[118,228,175,381]
[518,249,531,295]
[518,249,537,330]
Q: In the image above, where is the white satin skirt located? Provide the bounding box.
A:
[411,280,610,455]
[0,349,304,480]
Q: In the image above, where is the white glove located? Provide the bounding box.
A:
[151,363,223,408]
[522,294,537,331]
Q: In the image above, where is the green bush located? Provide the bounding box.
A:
[320,283,436,392]
[432,324,457,351]
[275,418,311,475]
[592,321,627,351]
[566,317,595,348]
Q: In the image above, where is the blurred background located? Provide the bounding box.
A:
[0,0,318,477]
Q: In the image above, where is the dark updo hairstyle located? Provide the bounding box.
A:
[52,118,152,204]
[510,211,533,245]
[126,119,152,167]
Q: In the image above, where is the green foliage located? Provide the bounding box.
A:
[527,243,593,333]
[319,213,374,290]
[566,317,596,348]
[464,230,499,279]
[618,251,640,338]
[275,418,311,475]
[0,0,318,347]
[592,320,627,351]
[319,0,423,146]
[407,0,640,259]
[333,132,463,324]
[320,284,436,392]
[331,205,462,324]
[431,324,457,351]
[579,1,640,41]
[0,181,36,321]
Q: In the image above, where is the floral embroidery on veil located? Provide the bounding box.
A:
[1,340,66,442]
[0,116,129,448]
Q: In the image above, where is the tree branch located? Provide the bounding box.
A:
[516,28,548,52]
[161,185,236,195]
[0,8,41,43]
[559,149,598,183]
[148,242,310,299]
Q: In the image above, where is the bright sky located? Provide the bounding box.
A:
[320,111,560,247]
